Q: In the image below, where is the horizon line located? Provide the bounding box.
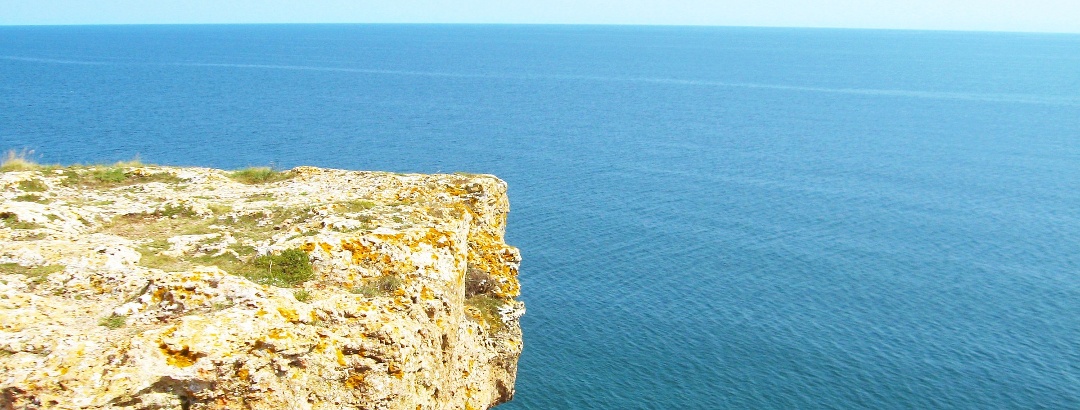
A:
[1,22,1078,36]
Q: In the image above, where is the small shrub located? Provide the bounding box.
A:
[98,315,127,329]
[247,248,314,287]
[17,179,47,192]
[229,167,293,184]
[465,267,497,297]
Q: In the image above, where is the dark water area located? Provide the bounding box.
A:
[2,24,1080,408]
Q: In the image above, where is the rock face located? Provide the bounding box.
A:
[0,165,524,409]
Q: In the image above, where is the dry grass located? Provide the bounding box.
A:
[351,274,402,297]
[0,149,40,172]
[60,166,183,187]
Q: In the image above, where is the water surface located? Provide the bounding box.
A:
[2,24,1079,408]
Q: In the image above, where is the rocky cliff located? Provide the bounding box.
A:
[0,165,524,409]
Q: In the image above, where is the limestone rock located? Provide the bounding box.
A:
[0,166,523,409]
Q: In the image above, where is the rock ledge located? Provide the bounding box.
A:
[0,165,523,409]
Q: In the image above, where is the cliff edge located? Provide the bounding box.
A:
[0,165,524,409]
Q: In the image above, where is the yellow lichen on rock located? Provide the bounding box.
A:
[0,165,524,409]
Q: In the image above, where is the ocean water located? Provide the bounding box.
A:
[3,25,1080,408]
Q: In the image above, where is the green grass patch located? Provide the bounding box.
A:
[206,204,233,215]
[245,193,275,201]
[59,166,183,187]
[0,263,63,286]
[229,167,294,184]
[17,179,47,192]
[0,212,43,230]
[100,213,212,240]
[338,200,377,213]
[155,203,198,218]
[98,315,127,329]
[14,194,49,204]
[244,248,314,288]
[465,295,507,333]
[92,167,126,183]
[294,289,312,302]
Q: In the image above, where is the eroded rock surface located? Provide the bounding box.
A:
[0,165,523,409]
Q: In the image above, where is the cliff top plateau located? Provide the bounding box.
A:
[0,161,524,410]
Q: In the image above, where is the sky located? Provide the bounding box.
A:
[2,0,1079,33]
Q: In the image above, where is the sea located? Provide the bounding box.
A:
[2,24,1079,409]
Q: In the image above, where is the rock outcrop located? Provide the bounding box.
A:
[0,165,523,409]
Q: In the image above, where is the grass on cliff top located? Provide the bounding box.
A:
[0,263,64,286]
[229,167,295,184]
[135,242,314,288]
[247,249,314,287]
[0,212,44,230]
[60,166,184,187]
[101,208,317,288]
[17,179,47,192]
[1,150,183,186]
[0,149,47,172]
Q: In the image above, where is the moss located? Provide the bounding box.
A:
[155,203,198,218]
[465,295,507,333]
[338,200,376,213]
[229,167,294,184]
[98,315,127,329]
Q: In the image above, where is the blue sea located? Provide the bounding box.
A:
[2,25,1079,408]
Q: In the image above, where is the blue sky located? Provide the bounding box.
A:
[2,0,1078,33]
